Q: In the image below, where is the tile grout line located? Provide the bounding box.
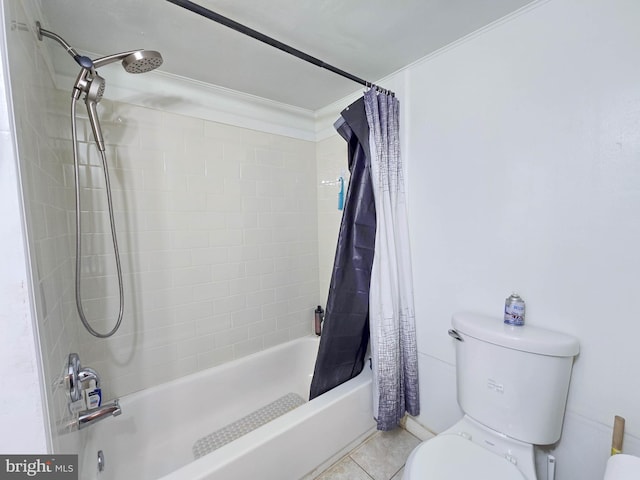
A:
[348,454,377,480]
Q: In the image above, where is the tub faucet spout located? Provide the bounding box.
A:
[78,399,121,430]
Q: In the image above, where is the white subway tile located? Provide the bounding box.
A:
[248,318,278,338]
[233,337,264,358]
[172,265,212,287]
[172,230,209,249]
[225,212,258,229]
[203,121,244,142]
[143,249,192,271]
[229,276,261,295]
[205,194,243,213]
[197,346,234,369]
[213,294,246,315]
[245,258,275,276]
[163,111,203,134]
[255,148,285,167]
[289,322,314,340]
[164,150,205,175]
[232,307,263,327]
[141,322,197,350]
[222,143,253,164]
[191,282,230,302]
[196,314,232,336]
[214,326,248,348]
[179,300,214,322]
[187,212,226,230]
[227,245,259,262]
[177,333,215,358]
[261,301,289,321]
[186,174,224,193]
[144,211,191,231]
[262,330,291,349]
[191,246,228,265]
[211,262,245,282]
[208,229,243,247]
[246,289,276,308]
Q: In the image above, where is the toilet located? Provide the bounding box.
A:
[404,312,580,480]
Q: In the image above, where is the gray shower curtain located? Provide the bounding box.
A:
[364,89,419,430]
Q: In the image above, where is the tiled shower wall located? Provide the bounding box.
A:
[316,134,348,302]
[72,99,320,399]
[4,1,80,453]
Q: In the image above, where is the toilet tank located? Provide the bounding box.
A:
[451,312,579,445]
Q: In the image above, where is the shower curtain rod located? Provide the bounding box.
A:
[166,0,394,97]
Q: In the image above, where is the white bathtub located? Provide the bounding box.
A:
[79,336,375,479]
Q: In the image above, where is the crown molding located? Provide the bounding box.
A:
[53,68,318,141]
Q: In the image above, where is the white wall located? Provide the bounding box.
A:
[405,0,640,478]
[2,0,82,454]
[0,1,48,453]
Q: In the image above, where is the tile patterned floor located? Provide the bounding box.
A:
[314,428,422,480]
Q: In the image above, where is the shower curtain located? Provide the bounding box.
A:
[310,89,419,430]
[309,98,376,400]
[364,89,419,430]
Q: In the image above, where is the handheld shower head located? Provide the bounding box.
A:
[84,74,107,152]
[36,22,164,338]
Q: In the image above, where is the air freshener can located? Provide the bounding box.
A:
[504,293,526,326]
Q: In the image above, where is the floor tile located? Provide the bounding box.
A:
[350,429,420,480]
[315,457,372,480]
[391,466,404,480]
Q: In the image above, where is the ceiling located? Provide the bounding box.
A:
[38,0,536,111]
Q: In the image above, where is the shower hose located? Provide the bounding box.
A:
[70,99,124,338]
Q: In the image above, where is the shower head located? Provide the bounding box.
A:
[92,50,163,72]
[122,50,163,74]
[36,23,163,153]
[36,22,164,74]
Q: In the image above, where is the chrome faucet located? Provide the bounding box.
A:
[65,353,122,429]
[67,353,102,403]
[78,400,121,430]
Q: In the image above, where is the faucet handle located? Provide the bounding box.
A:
[78,367,101,389]
[66,353,101,404]
[66,353,82,403]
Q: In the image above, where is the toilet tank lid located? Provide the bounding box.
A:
[452,312,580,357]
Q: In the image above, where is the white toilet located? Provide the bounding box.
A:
[404,312,580,480]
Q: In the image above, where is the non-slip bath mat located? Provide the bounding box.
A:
[192,392,306,459]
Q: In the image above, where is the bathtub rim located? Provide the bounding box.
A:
[159,360,372,480]
[114,334,322,407]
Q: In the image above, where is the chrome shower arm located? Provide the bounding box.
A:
[92,50,142,69]
[36,21,78,58]
[36,21,95,71]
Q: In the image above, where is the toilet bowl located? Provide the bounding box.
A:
[403,312,579,480]
[403,416,534,479]
[404,435,524,479]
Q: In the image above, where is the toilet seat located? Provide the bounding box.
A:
[404,434,526,480]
